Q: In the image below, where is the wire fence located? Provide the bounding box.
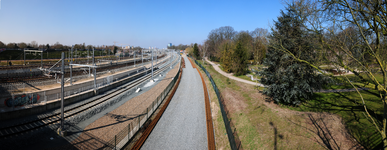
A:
[191,56,243,150]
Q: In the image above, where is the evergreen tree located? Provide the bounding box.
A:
[193,43,200,59]
[232,42,248,76]
[220,41,233,73]
[259,4,330,105]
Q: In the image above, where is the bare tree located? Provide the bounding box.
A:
[0,41,5,48]
[18,42,27,49]
[30,41,38,48]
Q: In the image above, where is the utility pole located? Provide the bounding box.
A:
[58,52,66,136]
[156,49,158,64]
[41,49,43,68]
[93,48,97,94]
[134,50,136,67]
[87,48,89,64]
[24,49,26,66]
[151,48,154,82]
[70,46,73,85]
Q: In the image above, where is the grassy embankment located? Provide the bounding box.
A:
[202,59,383,149]
[195,60,327,149]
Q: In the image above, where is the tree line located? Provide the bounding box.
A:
[0,41,123,52]
[198,26,268,76]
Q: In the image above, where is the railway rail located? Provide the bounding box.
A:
[0,56,177,139]
[0,55,165,83]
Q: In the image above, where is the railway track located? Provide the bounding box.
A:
[0,55,165,83]
[0,56,177,139]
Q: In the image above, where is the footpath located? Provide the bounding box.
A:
[141,56,208,150]
[204,58,265,87]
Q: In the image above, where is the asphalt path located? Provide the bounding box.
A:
[141,56,207,150]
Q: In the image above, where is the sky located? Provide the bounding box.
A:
[0,0,285,49]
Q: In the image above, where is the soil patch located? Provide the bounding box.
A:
[222,87,248,114]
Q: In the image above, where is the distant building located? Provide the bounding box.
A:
[168,43,172,47]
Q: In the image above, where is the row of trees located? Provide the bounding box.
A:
[0,41,121,51]
[201,26,269,75]
[0,41,122,55]
[167,44,190,50]
[259,0,387,148]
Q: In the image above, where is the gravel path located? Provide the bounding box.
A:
[141,56,207,150]
[204,57,265,87]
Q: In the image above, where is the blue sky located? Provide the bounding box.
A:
[0,0,285,48]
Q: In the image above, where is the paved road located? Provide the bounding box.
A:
[204,58,265,87]
[141,56,207,150]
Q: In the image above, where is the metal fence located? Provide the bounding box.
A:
[191,57,242,150]
[103,55,182,150]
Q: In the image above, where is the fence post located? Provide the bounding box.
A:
[138,116,140,130]
[128,123,130,142]
[115,135,116,150]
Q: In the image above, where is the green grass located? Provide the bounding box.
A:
[322,72,385,91]
[285,90,383,149]
[235,74,252,81]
